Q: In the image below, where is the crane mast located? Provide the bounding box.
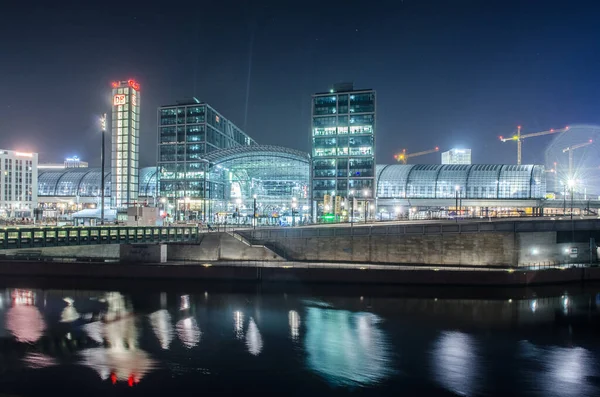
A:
[500,126,569,165]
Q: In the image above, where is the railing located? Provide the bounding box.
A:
[0,226,199,250]
[240,218,600,241]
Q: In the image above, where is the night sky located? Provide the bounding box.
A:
[1,1,599,168]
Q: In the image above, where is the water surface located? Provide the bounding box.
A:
[0,279,599,396]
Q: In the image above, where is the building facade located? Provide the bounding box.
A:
[0,149,38,217]
[111,79,141,208]
[311,83,376,221]
[157,98,256,220]
[441,148,471,164]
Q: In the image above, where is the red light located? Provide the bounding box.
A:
[517,125,521,129]
[435,146,439,151]
[128,375,134,387]
[590,139,593,143]
[499,136,503,140]
[110,373,117,385]
[550,129,554,132]
[111,81,119,88]
[128,79,140,91]
[565,126,569,130]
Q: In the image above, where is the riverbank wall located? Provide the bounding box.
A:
[0,259,598,286]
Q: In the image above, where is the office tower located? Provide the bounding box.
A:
[311,83,376,220]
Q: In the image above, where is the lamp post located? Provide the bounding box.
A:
[363,189,370,224]
[100,114,106,225]
[292,197,297,227]
[253,194,257,229]
[236,198,242,227]
[455,185,460,222]
[568,179,575,244]
[349,190,355,227]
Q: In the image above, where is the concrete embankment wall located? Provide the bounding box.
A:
[250,232,516,266]
[0,260,597,286]
[241,222,599,267]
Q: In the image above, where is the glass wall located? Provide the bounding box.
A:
[311,88,376,219]
[203,146,310,225]
[376,164,546,199]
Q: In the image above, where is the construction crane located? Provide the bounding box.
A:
[394,147,439,164]
[562,139,593,178]
[499,125,569,165]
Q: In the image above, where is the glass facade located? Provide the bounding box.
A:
[201,145,310,224]
[111,80,140,207]
[157,99,256,219]
[376,164,546,199]
[311,86,375,220]
[38,167,157,198]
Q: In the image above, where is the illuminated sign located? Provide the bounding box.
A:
[131,94,137,106]
[113,94,126,106]
[128,79,140,90]
[15,152,33,157]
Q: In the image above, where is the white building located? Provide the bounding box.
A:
[0,149,38,217]
[111,79,141,208]
[39,157,89,170]
[441,148,471,165]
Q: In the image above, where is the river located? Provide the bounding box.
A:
[0,278,598,396]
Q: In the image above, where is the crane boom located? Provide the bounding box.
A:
[394,147,439,164]
[562,139,593,178]
[499,125,569,165]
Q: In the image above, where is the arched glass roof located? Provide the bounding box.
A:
[203,145,310,164]
[206,145,310,210]
[376,164,546,199]
[38,167,157,197]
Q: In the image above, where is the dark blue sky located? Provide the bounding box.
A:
[0,1,599,167]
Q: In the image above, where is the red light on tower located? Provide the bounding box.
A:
[550,129,554,132]
[110,372,117,385]
[128,79,140,91]
[590,139,593,143]
[565,126,569,130]
[499,136,503,140]
[435,146,439,151]
[111,81,119,88]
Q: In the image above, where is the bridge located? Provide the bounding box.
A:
[0,225,199,250]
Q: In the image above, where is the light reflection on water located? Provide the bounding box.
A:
[3,287,600,395]
[431,331,480,396]
[519,341,599,397]
[304,307,393,387]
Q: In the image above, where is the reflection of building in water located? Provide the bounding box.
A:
[431,331,481,396]
[519,341,598,397]
[176,317,201,348]
[60,297,80,323]
[149,310,174,350]
[80,292,156,384]
[233,311,244,339]
[22,352,57,369]
[5,290,46,343]
[246,317,263,356]
[304,307,392,386]
[288,310,300,340]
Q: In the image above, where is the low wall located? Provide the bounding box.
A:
[1,244,120,259]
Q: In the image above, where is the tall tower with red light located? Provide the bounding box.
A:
[111,80,140,208]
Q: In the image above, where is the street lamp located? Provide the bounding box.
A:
[100,114,106,225]
[455,185,460,222]
[253,194,257,229]
[291,197,297,227]
[363,189,370,224]
[349,189,355,227]
[236,198,242,226]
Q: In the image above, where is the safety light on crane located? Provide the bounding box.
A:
[394,147,439,164]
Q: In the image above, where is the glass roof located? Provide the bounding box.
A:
[38,167,157,197]
[376,164,546,199]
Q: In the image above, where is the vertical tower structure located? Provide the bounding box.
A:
[111,79,140,208]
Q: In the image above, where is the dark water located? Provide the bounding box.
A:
[0,279,599,396]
